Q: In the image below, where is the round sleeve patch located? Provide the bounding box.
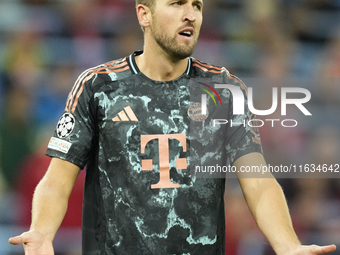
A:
[56,113,76,138]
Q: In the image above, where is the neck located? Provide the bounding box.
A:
[135,40,189,81]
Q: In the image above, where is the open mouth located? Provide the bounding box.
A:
[179,30,193,37]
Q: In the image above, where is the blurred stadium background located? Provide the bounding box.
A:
[0,0,340,254]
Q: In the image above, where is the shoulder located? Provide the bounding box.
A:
[78,57,132,87]
[69,57,133,96]
[191,58,230,76]
[190,58,247,92]
[65,57,133,113]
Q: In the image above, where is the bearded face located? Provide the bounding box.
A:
[147,1,203,60]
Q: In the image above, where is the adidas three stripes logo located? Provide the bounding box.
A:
[112,106,139,122]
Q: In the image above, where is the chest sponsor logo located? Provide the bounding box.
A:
[141,134,187,189]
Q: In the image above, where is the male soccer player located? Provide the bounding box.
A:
[9,0,336,254]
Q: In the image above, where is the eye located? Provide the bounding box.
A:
[172,1,182,6]
[194,4,202,10]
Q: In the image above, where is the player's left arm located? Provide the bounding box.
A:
[234,152,336,255]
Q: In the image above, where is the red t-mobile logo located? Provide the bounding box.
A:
[141,134,187,189]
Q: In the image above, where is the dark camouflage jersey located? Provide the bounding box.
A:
[46,51,263,255]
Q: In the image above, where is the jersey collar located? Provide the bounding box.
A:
[128,51,192,76]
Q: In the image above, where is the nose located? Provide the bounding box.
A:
[183,5,197,23]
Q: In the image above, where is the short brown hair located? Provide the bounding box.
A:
[135,0,155,10]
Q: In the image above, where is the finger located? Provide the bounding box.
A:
[8,235,23,245]
[313,244,336,254]
[8,232,31,245]
[320,244,336,254]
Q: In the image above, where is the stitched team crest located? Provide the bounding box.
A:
[188,102,208,122]
[56,113,75,138]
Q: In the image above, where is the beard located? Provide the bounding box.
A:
[150,16,199,60]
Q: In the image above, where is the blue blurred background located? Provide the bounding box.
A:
[0,0,340,254]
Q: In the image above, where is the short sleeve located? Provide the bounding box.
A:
[224,75,263,166]
[46,71,97,169]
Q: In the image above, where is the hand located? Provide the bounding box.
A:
[8,229,54,255]
[282,244,336,255]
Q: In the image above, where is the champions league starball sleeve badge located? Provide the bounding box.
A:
[56,113,76,138]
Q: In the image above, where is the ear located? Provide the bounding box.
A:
[136,4,151,30]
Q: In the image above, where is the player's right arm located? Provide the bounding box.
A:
[9,157,81,255]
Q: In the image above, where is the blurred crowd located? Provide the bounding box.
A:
[0,0,339,254]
